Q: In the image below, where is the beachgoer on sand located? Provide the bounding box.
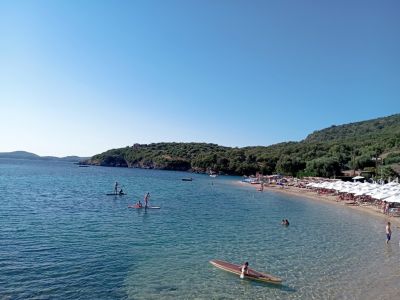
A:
[386,222,392,244]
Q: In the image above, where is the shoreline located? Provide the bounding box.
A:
[237,182,400,227]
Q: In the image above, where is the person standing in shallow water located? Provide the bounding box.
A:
[386,222,392,244]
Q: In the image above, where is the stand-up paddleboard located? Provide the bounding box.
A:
[209,259,282,284]
[106,193,127,196]
[128,205,161,209]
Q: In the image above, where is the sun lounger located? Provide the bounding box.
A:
[388,208,400,217]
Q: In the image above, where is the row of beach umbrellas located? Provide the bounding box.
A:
[306,181,400,203]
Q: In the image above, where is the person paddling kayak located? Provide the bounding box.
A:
[240,262,249,279]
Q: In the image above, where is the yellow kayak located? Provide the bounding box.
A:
[209,259,282,284]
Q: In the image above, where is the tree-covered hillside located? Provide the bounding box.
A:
[304,114,400,143]
[86,114,400,179]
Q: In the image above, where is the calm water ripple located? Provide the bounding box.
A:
[1,159,399,299]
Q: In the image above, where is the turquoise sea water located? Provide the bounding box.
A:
[1,159,400,299]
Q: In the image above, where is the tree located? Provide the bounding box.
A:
[305,157,341,178]
[276,155,306,176]
[352,155,375,170]
[376,165,398,180]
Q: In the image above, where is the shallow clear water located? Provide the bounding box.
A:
[1,159,399,299]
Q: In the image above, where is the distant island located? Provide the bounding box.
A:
[0,151,89,163]
[84,114,400,179]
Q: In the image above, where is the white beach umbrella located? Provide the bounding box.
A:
[339,187,354,193]
[370,192,392,200]
[367,183,379,189]
[385,194,400,203]
[347,187,362,194]
[387,189,400,195]
[326,182,338,190]
[359,186,374,192]
[319,182,330,188]
[354,190,369,196]
[360,182,372,188]
[310,183,321,188]
[366,187,381,195]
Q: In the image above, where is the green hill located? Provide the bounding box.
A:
[304,114,400,143]
[86,113,400,179]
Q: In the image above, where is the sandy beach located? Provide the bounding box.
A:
[239,182,400,227]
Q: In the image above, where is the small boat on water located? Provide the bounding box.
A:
[209,174,217,178]
[209,259,282,284]
[182,178,193,181]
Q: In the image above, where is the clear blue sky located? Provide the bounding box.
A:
[1,0,399,157]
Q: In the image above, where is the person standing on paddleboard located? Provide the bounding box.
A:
[144,192,150,208]
[114,182,119,195]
